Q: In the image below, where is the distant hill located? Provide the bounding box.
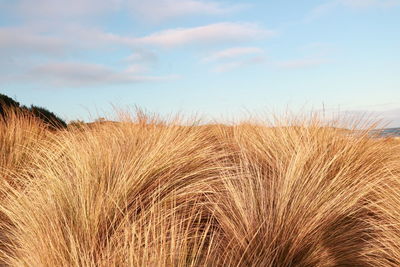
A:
[371,128,400,137]
[0,93,67,130]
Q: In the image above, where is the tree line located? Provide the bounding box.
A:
[0,93,67,130]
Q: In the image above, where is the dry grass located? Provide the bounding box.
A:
[0,108,50,179]
[0,110,399,266]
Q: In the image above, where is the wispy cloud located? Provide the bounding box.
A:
[0,22,271,86]
[41,23,272,49]
[136,23,273,48]
[213,56,265,73]
[276,58,328,69]
[123,49,158,67]
[24,62,178,87]
[202,46,266,72]
[127,0,247,22]
[310,0,400,19]
[0,27,70,57]
[5,0,246,22]
[202,47,264,62]
[8,0,120,19]
[0,0,267,87]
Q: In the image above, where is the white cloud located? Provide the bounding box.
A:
[127,0,247,22]
[276,58,328,69]
[24,62,178,87]
[53,23,272,49]
[136,23,273,48]
[203,47,264,62]
[124,49,158,64]
[5,0,245,22]
[13,0,121,19]
[124,64,149,74]
[0,27,70,57]
[0,1,267,87]
[203,47,266,72]
[213,56,265,72]
[310,0,400,18]
[0,21,272,86]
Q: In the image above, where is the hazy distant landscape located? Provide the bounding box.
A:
[375,128,400,137]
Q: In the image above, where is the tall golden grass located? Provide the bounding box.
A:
[0,108,50,179]
[0,109,399,266]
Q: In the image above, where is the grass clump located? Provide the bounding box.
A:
[0,110,399,266]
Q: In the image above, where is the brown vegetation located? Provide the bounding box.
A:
[0,109,399,266]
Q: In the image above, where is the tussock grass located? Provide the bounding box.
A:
[0,110,399,266]
[0,108,50,179]
[207,122,400,266]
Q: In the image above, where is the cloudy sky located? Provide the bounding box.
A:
[0,0,399,126]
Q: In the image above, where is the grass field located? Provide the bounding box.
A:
[0,108,400,266]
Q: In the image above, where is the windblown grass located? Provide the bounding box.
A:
[0,110,399,266]
[0,108,50,180]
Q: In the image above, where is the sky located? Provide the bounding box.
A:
[0,0,399,126]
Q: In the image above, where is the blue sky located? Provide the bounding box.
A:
[0,0,399,126]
